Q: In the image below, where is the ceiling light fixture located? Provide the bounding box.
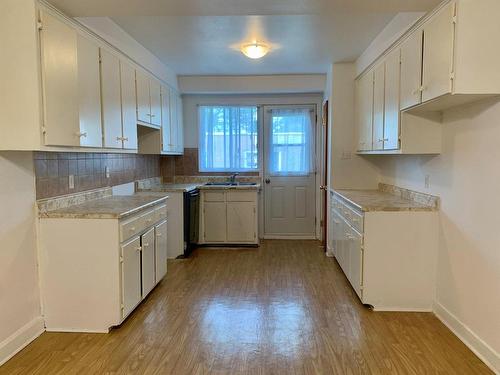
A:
[241,42,269,59]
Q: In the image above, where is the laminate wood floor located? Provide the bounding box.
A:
[1,240,492,374]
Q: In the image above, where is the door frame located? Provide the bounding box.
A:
[261,104,320,240]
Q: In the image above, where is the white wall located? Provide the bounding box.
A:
[327,63,380,190]
[182,93,323,148]
[179,75,326,95]
[0,152,43,365]
[374,99,500,370]
[76,17,178,90]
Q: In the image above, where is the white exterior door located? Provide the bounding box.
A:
[263,106,316,238]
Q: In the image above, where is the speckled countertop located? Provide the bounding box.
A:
[334,189,437,212]
[39,195,168,219]
[198,183,261,190]
[139,183,200,193]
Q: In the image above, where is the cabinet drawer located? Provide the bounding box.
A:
[155,204,167,222]
[120,215,144,242]
[141,209,156,228]
[347,208,363,233]
[204,191,225,202]
[227,191,255,202]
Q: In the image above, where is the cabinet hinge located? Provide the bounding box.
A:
[120,304,124,310]
[450,72,455,80]
[320,219,324,227]
[119,256,123,263]
[37,21,43,31]
[41,126,47,135]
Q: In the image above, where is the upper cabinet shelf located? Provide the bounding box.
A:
[0,1,183,154]
[355,0,500,155]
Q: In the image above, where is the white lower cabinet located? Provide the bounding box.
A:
[121,236,142,318]
[330,192,437,311]
[141,228,156,298]
[39,200,169,333]
[155,220,168,282]
[200,189,258,245]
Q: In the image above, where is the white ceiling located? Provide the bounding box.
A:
[48,0,441,75]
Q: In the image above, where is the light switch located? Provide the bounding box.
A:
[68,175,74,190]
[105,166,110,179]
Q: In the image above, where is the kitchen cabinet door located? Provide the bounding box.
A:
[422,2,455,102]
[100,49,123,149]
[348,228,363,299]
[169,88,178,151]
[141,228,156,297]
[355,71,374,151]
[40,10,80,147]
[331,211,343,260]
[340,220,351,277]
[372,63,385,151]
[120,60,138,150]
[384,49,401,150]
[121,236,142,319]
[400,30,423,110]
[160,86,172,152]
[227,202,256,242]
[136,71,151,123]
[175,94,184,153]
[150,79,162,127]
[203,201,227,243]
[76,35,102,148]
[155,220,168,283]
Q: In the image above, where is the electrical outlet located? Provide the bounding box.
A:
[105,166,110,179]
[68,175,74,190]
[424,175,430,189]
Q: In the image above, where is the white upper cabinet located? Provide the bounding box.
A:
[355,71,373,152]
[422,2,455,102]
[383,49,401,150]
[372,63,385,151]
[120,61,138,150]
[40,10,80,147]
[100,49,123,149]
[161,85,172,152]
[400,30,423,110]
[150,80,162,127]
[136,71,151,124]
[76,35,102,148]
[175,93,184,154]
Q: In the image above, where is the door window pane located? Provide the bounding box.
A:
[199,106,258,172]
[269,108,313,176]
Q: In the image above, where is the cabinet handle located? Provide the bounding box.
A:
[123,137,128,142]
[156,233,162,237]
[76,132,87,138]
[129,227,136,231]
[151,114,156,118]
[419,85,427,92]
[143,243,149,247]
[333,220,340,224]
[136,246,142,252]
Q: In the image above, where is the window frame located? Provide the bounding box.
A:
[197,104,260,173]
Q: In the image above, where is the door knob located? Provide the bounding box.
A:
[265,178,271,184]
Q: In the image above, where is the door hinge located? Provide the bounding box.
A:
[119,256,124,263]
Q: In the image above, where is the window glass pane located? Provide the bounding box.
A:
[199,106,258,172]
[269,108,312,176]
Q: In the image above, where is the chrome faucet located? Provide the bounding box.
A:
[229,173,239,184]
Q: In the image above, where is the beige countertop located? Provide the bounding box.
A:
[334,189,437,212]
[198,183,261,190]
[39,194,168,219]
[139,183,200,193]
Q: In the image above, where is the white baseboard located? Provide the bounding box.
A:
[373,307,433,312]
[262,235,317,240]
[433,302,499,374]
[0,316,45,367]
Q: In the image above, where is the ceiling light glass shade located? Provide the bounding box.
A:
[241,42,269,59]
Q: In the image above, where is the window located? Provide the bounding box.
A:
[199,106,258,172]
[268,108,313,176]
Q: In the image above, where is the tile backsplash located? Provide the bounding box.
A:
[34,152,160,199]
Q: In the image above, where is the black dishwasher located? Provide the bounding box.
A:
[183,188,200,257]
